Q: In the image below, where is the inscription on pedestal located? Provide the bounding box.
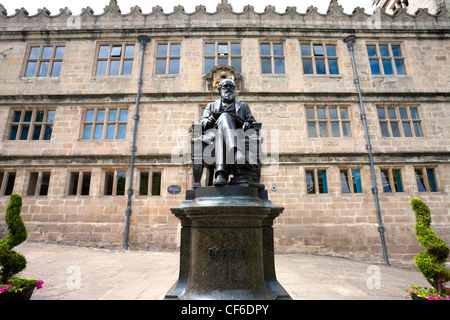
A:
[209,247,246,260]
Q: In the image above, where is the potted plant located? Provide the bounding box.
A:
[0,194,44,300]
[405,198,450,300]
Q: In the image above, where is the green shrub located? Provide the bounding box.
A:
[411,198,450,294]
[0,194,28,284]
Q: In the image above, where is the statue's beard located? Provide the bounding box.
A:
[221,91,235,103]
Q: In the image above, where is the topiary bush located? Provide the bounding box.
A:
[0,194,28,284]
[411,197,450,294]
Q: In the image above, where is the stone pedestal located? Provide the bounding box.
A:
[164,186,291,300]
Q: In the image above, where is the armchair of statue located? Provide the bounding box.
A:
[191,121,263,189]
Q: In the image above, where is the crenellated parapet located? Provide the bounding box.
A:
[0,0,448,37]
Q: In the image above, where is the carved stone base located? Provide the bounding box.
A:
[164,186,291,300]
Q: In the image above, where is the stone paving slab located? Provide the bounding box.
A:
[13,242,428,300]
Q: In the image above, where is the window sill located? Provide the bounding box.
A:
[19,77,61,83]
[302,74,342,79]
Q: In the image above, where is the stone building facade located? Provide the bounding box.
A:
[0,0,449,265]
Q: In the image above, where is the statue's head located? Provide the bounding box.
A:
[218,79,235,103]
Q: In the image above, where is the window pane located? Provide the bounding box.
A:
[218,44,228,55]
[340,170,350,193]
[402,122,412,137]
[342,122,351,137]
[20,125,29,140]
[106,124,115,139]
[119,110,128,122]
[13,111,21,122]
[94,124,103,139]
[261,58,272,74]
[205,43,215,56]
[413,122,423,137]
[388,108,397,119]
[217,57,227,65]
[377,108,386,119]
[169,58,180,74]
[393,169,403,192]
[32,125,41,140]
[317,108,326,119]
[25,62,37,77]
[306,108,315,120]
[170,44,180,56]
[379,45,390,57]
[273,44,284,56]
[399,108,408,119]
[415,169,426,192]
[51,61,62,77]
[116,172,126,196]
[104,172,114,195]
[111,46,122,57]
[43,125,52,140]
[318,170,328,194]
[38,61,50,77]
[0,172,3,191]
[260,44,271,56]
[367,45,377,57]
[138,172,149,195]
[391,122,400,137]
[319,122,328,137]
[395,59,406,75]
[331,122,340,137]
[42,46,53,59]
[328,59,339,74]
[69,172,79,196]
[382,59,394,75]
[274,58,285,74]
[39,172,51,196]
[55,46,65,59]
[410,108,419,119]
[340,108,349,120]
[81,172,91,196]
[391,45,402,57]
[313,45,324,56]
[98,46,109,58]
[124,45,134,58]
[27,172,39,195]
[427,169,437,192]
[109,109,117,121]
[380,122,389,138]
[300,44,311,56]
[23,111,32,122]
[4,173,15,196]
[96,60,107,76]
[306,171,315,194]
[205,58,215,73]
[315,59,326,74]
[29,47,40,59]
[118,124,126,139]
[10,126,18,140]
[352,169,362,193]
[151,172,161,196]
[156,59,166,74]
[231,58,241,73]
[329,108,338,119]
[302,59,313,74]
[369,60,381,75]
[35,111,44,122]
[231,44,241,55]
[307,123,317,138]
[86,110,95,122]
[381,170,391,192]
[96,110,105,121]
[109,60,120,75]
[122,60,133,75]
[326,45,336,57]
[83,124,92,140]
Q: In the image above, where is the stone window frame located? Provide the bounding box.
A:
[0,170,16,196]
[204,40,242,74]
[259,41,286,74]
[340,168,363,194]
[366,42,407,75]
[8,108,55,141]
[414,167,438,192]
[103,169,128,196]
[379,167,404,193]
[81,107,128,141]
[23,43,65,78]
[305,168,329,195]
[155,41,181,75]
[300,41,340,75]
[26,170,52,196]
[94,42,135,76]
[376,105,423,138]
[67,171,92,196]
[138,169,162,196]
[305,105,352,138]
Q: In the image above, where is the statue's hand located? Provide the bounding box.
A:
[243,122,251,131]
